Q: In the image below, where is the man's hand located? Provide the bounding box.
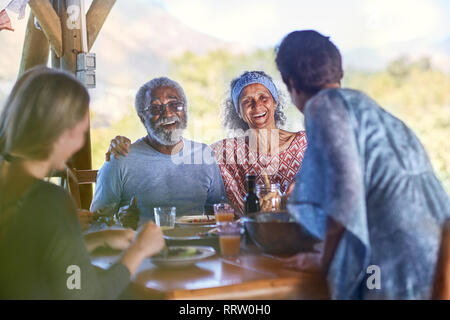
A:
[105,135,131,161]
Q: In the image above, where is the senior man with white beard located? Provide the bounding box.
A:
[90,77,226,222]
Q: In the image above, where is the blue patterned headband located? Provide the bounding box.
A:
[231,72,279,115]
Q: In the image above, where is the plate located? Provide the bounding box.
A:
[150,246,216,267]
[176,215,216,226]
[163,226,217,240]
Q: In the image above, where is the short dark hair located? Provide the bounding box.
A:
[275,30,343,94]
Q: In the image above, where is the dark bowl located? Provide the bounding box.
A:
[243,211,320,256]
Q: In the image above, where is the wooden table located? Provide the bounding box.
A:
[91,244,329,300]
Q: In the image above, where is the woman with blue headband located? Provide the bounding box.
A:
[210,70,307,214]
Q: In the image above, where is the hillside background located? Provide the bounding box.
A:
[0,1,449,191]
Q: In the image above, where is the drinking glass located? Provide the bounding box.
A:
[154,206,176,230]
[256,183,282,212]
[213,203,235,224]
[218,222,242,257]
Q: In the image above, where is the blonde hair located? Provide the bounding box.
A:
[0,66,89,163]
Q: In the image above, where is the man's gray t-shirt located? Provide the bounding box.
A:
[90,137,227,221]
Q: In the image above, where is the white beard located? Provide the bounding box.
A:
[144,114,187,146]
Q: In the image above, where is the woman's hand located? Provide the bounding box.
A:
[119,222,165,276]
[131,222,165,257]
[285,182,296,197]
[105,135,131,161]
[84,229,135,252]
[280,252,323,272]
[281,182,295,209]
[101,229,136,250]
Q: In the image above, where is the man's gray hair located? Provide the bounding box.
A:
[135,77,188,114]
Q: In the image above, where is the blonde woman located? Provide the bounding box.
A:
[0,67,164,299]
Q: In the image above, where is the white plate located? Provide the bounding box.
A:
[175,215,216,226]
[163,226,217,240]
[150,246,216,267]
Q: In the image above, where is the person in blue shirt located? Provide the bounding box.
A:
[276,30,450,299]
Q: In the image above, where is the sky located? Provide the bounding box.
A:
[159,0,450,51]
[4,0,449,52]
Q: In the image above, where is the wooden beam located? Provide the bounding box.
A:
[19,12,50,75]
[86,0,116,51]
[28,0,63,57]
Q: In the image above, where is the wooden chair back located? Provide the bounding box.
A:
[432,220,450,299]
[66,168,98,209]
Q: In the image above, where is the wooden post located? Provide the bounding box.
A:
[56,0,81,72]
[20,0,116,209]
[19,12,50,75]
[56,0,93,209]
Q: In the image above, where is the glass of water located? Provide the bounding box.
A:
[154,206,176,230]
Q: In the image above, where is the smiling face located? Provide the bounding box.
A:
[238,83,277,130]
[140,85,187,145]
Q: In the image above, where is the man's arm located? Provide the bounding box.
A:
[305,90,365,268]
[90,159,123,213]
[285,90,365,273]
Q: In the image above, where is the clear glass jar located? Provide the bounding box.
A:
[256,183,282,212]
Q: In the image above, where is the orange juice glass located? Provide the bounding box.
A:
[218,222,242,256]
[214,203,235,225]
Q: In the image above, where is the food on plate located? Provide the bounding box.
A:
[155,247,200,258]
[162,226,216,239]
[176,215,216,224]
